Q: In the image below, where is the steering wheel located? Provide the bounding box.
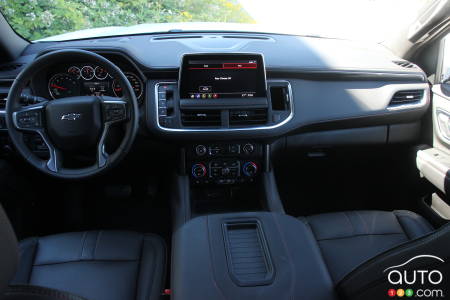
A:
[5,49,139,179]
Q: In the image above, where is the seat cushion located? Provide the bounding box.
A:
[10,230,166,300]
[303,210,433,284]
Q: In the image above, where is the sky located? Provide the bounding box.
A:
[238,0,432,42]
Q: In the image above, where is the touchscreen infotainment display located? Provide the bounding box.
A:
[179,54,266,99]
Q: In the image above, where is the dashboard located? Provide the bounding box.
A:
[0,33,431,145]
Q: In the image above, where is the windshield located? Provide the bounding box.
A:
[0,0,435,42]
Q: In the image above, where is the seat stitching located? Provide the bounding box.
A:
[80,231,87,260]
[355,211,369,235]
[393,211,411,240]
[343,212,356,235]
[316,232,405,242]
[93,230,102,260]
[33,259,138,267]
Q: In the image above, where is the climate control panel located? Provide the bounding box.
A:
[186,142,262,185]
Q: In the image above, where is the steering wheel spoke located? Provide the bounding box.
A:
[47,146,63,173]
[97,123,110,168]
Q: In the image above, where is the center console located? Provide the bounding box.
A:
[171,212,337,300]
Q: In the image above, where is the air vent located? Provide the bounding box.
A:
[222,35,270,40]
[393,60,415,68]
[389,90,424,105]
[181,110,221,126]
[152,35,203,41]
[0,95,6,109]
[0,63,24,72]
[230,109,267,126]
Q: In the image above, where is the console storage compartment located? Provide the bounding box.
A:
[171,212,337,300]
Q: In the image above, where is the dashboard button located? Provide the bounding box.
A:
[229,144,240,154]
[195,145,207,156]
[242,143,255,154]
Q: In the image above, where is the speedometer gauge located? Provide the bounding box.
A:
[48,73,80,99]
[112,72,144,102]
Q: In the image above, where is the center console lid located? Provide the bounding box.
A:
[171,212,337,300]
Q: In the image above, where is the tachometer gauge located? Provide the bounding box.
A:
[48,73,80,99]
[67,66,81,79]
[81,66,95,80]
[112,72,144,102]
[94,66,108,80]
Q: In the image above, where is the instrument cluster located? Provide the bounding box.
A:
[47,64,144,104]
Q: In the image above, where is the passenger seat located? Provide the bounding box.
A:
[302,210,434,283]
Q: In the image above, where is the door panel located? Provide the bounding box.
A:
[416,33,450,220]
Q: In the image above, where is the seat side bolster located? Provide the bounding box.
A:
[10,237,38,285]
[136,234,166,300]
[336,223,450,300]
[393,210,434,239]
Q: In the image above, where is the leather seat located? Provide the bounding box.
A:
[10,230,166,300]
[302,210,434,283]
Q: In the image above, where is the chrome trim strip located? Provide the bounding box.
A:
[0,110,6,131]
[154,80,294,132]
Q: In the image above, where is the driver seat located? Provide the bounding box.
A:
[0,205,166,300]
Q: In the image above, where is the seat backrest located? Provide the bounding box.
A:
[0,204,18,294]
[337,223,450,300]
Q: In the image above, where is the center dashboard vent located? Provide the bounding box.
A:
[181,110,221,126]
[229,109,268,126]
[393,60,416,69]
[389,90,424,105]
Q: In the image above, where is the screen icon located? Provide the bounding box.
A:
[199,86,212,92]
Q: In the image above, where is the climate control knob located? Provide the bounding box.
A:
[191,163,207,178]
[243,161,258,177]
[195,145,207,156]
[242,143,255,154]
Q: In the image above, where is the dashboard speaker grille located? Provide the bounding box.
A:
[181,110,221,126]
[389,90,424,105]
[229,109,267,126]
